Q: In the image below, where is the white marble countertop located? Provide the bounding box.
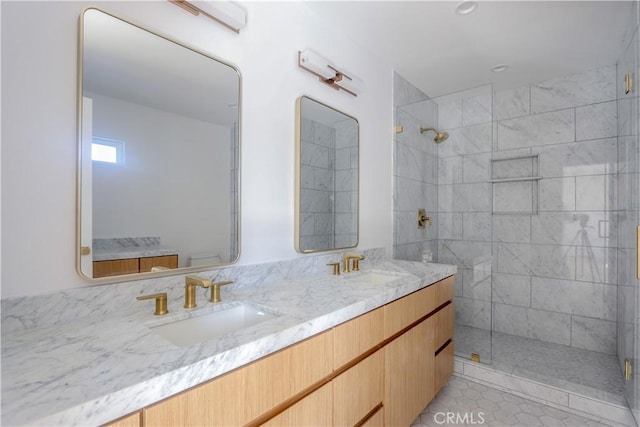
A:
[92,247,179,261]
[1,258,455,426]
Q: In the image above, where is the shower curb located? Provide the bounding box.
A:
[453,356,636,427]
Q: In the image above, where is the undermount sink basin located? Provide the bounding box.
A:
[344,270,410,285]
[149,303,278,347]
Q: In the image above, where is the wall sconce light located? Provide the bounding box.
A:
[298,49,363,97]
[169,1,247,33]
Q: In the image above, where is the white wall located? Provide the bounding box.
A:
[1,1,393,297]
[90,93,231,266]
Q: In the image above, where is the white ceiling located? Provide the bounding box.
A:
[83,9,239,127]
[306,1,635,98]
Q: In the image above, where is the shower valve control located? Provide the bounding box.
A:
[418,209,432,229]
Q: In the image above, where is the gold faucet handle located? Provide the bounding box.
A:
[327,262,341,275]
[352,256,365,271]
[210,281,234,303]
[137,292,169,315]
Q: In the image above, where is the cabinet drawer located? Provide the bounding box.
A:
[333,350,384,426]
[435,340,454,393]
[434,275,455,308]
[334,307,383,368]
[434,303,454,350]
[93,259,139,278]
[244,331,333,422]
[262,382,332,426]
[384,286,435,338]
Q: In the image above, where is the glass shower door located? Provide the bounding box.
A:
[433,84,494,364]
[618,21,640,425]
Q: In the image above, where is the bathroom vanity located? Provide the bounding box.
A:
[1,254,455,426]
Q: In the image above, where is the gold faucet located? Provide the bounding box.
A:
[342,253,365,273]
[184,275,212,308]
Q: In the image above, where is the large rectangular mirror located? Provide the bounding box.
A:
[295,96,359,253]
[78,8,240,279]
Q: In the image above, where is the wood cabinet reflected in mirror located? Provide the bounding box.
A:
[295,96,359,253]
[78,8,241,280]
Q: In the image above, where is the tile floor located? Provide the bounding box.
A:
[411,376,610,427]
[455,325,625,402]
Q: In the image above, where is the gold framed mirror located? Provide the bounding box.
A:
[295,96,359,253]
[77,8,241,280]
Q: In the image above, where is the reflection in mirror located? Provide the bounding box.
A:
[295,96,359,253]
[78,8,240,279]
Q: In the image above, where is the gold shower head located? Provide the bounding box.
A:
[420,127,449,143]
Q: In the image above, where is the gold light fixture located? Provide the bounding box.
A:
[298,49,363,97]
[169,0,247,33]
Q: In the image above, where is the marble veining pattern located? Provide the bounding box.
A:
[1,253,455,426]
[530,65,616,114]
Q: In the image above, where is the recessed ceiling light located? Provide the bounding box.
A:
[455,1,477,15]
[491,64,509,73]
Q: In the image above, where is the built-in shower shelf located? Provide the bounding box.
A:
[490,154,540,215]
[488,176,543,183]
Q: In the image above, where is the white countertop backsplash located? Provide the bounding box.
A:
[1,248,456,426]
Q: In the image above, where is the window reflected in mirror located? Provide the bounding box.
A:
[295,96,359,253]
[78,8,241,279]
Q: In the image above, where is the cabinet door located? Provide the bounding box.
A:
[384,317,435,427]
[333,350,384,426]
[243,331,333,422]
[262,383,332,426]
[93,259,139,278]
[139,255,178,272]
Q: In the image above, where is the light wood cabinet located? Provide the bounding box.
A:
[93,255,178,278]
[102,411,141,427]
[105,275,455,427]
[384,276,455,426]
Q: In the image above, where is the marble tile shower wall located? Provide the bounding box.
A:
[436,65,620,354]
[333,119,358,248]
[299,119,336,251]
[393,72,439,261]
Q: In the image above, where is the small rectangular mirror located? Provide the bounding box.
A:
[78,8,241,279]
[295,96,359,253]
